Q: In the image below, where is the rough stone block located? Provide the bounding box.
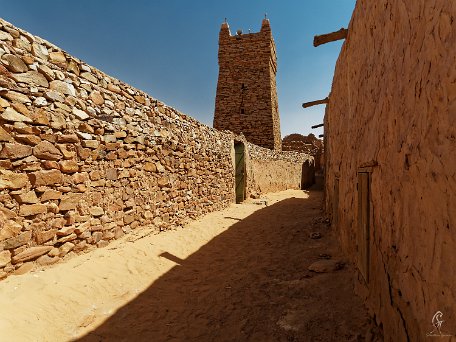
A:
[0,250,12,267]
[33,141,63,160]
[89,207,104,217]
[11,71,49,87]
[13,262,34,275]
[49,51,66,65]
[29,169,64,186]
[40,189,62,201]
[0,107,32,123]
[49,80,75,96]
[57,233,77,243]
[12,246,52,264]
[105,168,117,180]
[59,242,75,257]
[59,193,83,211]
[0,171,29,190]
[0,126,12,142]
[57,134,79,143]
[2,53,28,72]
[0,143,32,159]
[19,204,47,217]
[35,229,57,244]
[15,134,42,146]
[36,255,59,266]
[0,219,22,242]
[12,191,39,204]
[2,231,32,249]
[72,108,89,120]
[56,226,75,236]
[59,160,79,173]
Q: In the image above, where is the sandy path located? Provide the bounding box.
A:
[0,190,374,342]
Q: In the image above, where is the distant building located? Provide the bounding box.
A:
[283,133,324,169]
[282,133,324,189]
[213,19,282,150]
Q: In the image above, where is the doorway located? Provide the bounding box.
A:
[333,177,339,227]
[357,171,371,282]
[300,160,315,189]
[234,141,246,203]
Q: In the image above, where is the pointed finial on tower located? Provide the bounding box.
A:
[261,15,271,32]
[220,18,231,38]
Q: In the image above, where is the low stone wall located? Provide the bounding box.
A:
[325,1,456,340]
[0,18,310,279]
[246,143,313,194]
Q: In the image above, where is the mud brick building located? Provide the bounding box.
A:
[324,1,456,340]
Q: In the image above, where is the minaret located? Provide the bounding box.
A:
[213,19,282,150]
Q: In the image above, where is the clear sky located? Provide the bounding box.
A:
[0,0,355,138]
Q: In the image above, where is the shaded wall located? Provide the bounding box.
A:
[325,1,456,341]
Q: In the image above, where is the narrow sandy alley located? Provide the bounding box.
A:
[0,190,374,342]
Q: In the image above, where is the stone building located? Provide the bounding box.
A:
[324,0,456,340]
[282,133,323,168]
[213,19,282,151]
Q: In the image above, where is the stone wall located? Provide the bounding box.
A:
[0,18,310,279]
[325,1,456,341]
[246,142,312,195]
[282,133,323,171]
[213,19,282,151]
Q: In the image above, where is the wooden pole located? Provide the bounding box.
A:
[319,134,324,138]
[311,123,324,129]
[313,28,348,47]
[302,97,329,108]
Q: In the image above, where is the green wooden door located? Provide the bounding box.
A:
[234,143,245,203]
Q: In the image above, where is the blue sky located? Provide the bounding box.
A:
[0,0,355,137]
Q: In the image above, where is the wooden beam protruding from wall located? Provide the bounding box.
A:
[313,28,348,47]
[302,97,329,108]
[311,123,324,129]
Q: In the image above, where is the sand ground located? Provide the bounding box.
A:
[0,190,377,342]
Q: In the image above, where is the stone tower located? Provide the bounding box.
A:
[213,19,282,150]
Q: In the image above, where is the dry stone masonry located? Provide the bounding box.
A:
[214,19,282,151]
[0,18,311,279]
[282,133,324,171]
[246,142,311,195]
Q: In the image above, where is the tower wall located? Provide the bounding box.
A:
[214,19,282,151]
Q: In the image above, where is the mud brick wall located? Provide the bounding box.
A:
[0,18,310,280]
[324,1,456,341]
[213,19,281,151]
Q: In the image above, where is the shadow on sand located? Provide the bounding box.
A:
[75,191,369,342]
